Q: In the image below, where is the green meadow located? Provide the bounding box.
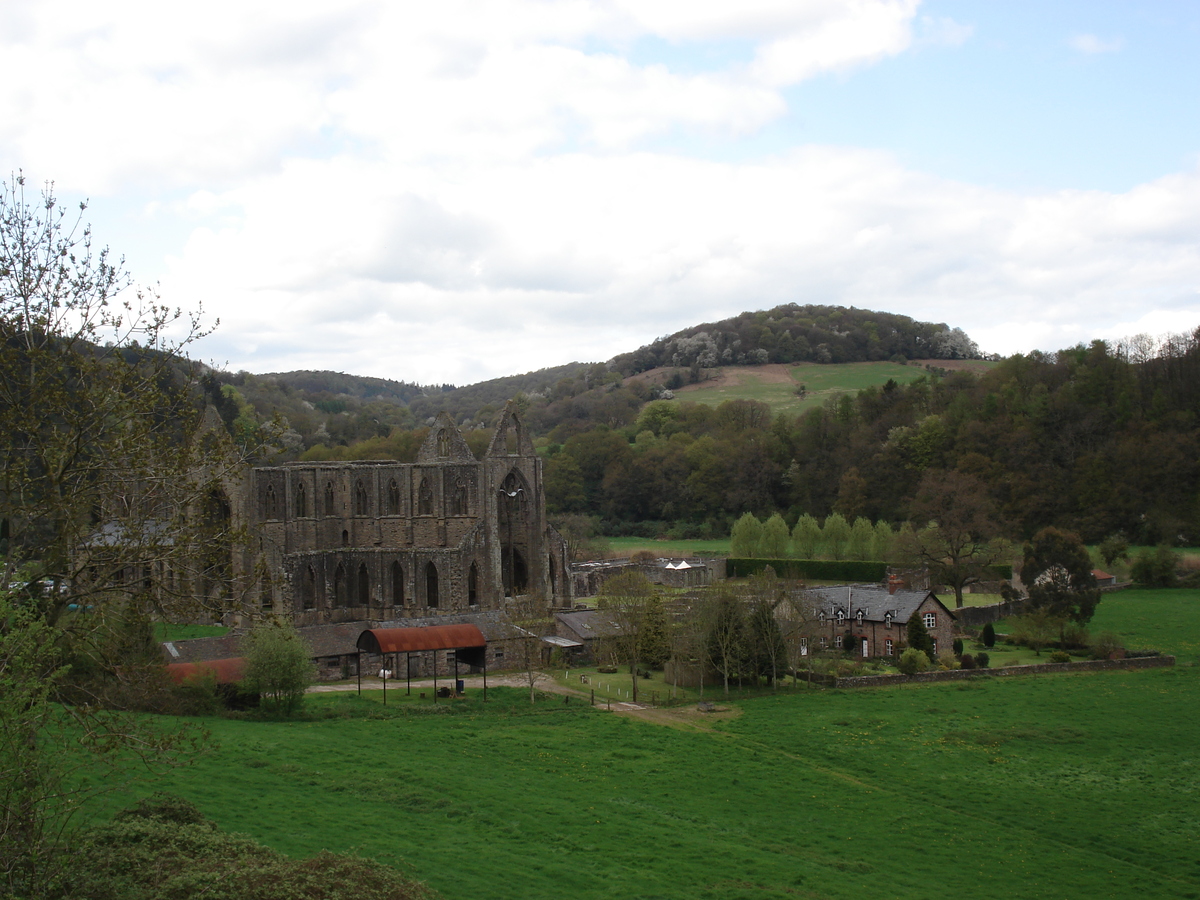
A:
[92,590,1200,900]
[676,361,957,416]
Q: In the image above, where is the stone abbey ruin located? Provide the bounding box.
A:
[247,406,573,622]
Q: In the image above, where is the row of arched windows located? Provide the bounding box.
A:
[296,560,480,610]
[264,474,472,520]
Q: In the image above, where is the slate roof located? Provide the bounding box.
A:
[555,608,626,642]
[806,586,953,625]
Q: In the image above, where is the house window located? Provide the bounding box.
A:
[856,610,864,626]
[885,639,894,656]
[836,610,845,624]
[932,638,938,655]
[819,636,827,649]
[834,635,842,649]
[924,612,936,630]
[819,611,826,624]
[885,613,893,630]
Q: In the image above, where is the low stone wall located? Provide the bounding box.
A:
[827,654,1174,688]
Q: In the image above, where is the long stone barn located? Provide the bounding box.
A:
[250,406,573,623]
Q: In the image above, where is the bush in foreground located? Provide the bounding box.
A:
[896,648,931,675]
[55,794,436,900]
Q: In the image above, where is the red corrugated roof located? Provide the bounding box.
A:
[357,624,486,654]
[166,657,246,685]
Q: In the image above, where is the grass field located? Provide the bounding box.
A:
[154,623,229,641]
[91,589,1200,900]
[96,669,1200,900]
[676,361,946,417]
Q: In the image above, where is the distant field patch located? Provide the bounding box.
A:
[674,361,943,416]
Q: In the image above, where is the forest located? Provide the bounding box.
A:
[208,322,1200,549]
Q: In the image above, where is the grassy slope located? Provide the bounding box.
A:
[100,669,1200,900]
[93,592,1200,900]
[675,361,936,416]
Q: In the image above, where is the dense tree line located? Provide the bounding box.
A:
[540,334,1200,545]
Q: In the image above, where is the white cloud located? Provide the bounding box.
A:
[1,1,1195,385]
[1068,33,1124,55]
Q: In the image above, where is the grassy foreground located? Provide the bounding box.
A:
[96,661,1200,900]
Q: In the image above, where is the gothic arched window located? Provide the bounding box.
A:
[391,561,405,606]
[324,482,336,517]
[354,479,368,516]
[358,563,370,606]
[295,482,307,517]
[425,562,439,608]
[387,478,401,515]
[417,478,433,516]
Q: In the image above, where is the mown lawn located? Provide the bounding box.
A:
[95,659,1200,900]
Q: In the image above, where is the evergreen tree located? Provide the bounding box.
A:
[906,613,935,663]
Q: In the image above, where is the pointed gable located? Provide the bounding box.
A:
[486,402,536,457]
[417,412,475,462]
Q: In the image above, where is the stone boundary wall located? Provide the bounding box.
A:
[953,599,1029,628]
[829,654,1174,688]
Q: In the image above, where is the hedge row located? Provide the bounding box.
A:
[725,558,1013,582]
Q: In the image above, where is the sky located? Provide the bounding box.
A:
[1,0,1198,386]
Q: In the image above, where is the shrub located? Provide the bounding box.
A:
[897,647,931,675]
[1131,546,1180,587]
[981,622,996,648]
[1090,631,1124,660]
[975,652,989,669]
[1048,650,1071,664]
[629,549,657,564]
[960,653,976,669]
[952,638,964,657]
[937,651,961,670]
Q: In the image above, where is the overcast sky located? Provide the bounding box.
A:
[2,1,1198,385]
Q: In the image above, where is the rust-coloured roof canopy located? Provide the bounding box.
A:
[356,624,486,655]
[166,657,246,685]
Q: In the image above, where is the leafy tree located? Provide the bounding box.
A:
[1022,527,1101,633]
[240,621,315,716]
[822,513,851,560]
[704,586,747,695]
[744,568,789,688]
[596,572,661,703]
[0,176,224,894]
[905,612,935,663]
[900,469,1009,608]
[760,513,791,559]
[792,514,822,559]
[730,512,763,558]
[1098,533,1129,568]
[1010,608,1063,656]
[848,516,875,560]
[505,591,555,704]
[1131,545,1179,587]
